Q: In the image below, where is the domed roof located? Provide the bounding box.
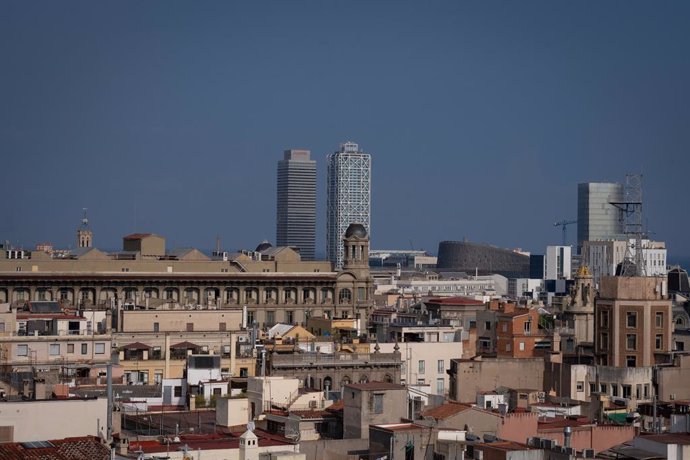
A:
[255,241,273,252]
[345,223,368,239]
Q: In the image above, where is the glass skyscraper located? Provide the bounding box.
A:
[276,150,316,260]
[326,142,371,268]
[577,182,624,253]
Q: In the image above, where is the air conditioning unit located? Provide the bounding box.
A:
[583,449,595,458]
[238,336,248,343]
[309,400,317,409]
[537,391,546,402]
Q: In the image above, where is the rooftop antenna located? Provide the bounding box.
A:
[216,234,221,252]
[610,174,645,277]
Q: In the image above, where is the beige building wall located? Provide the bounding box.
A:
[372,342,461,395]
[120,309,242,333]
[216,397,250,427]
[0,397,107,442]
[449,357,544,403]
[2,334,112,368]
[343,385,407,439]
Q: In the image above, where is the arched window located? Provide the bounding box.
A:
[339,289,352,304]
[359,374,369,384]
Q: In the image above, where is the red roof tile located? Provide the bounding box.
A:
[420,402,472,420]
[426,297,485,306]
[0,436,109,460]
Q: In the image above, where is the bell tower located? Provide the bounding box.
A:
[342,223,369,271]
[76,208,93,248]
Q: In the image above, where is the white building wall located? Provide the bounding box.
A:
[545,246,572,280]
[0,397,107,442]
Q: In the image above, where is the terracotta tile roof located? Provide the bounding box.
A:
[637,433,690,445]
[0,436,109,460]
[345,382,406,391]
[420,402,472,420]
[476,441,533,452]
[426,296,484,306]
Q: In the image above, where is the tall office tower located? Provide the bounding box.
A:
[545,245,572,280]
[577,182,624,253]
[326,141,371,268]
[276,150,317,260]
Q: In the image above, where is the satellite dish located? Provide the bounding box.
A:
[247,421,255,432]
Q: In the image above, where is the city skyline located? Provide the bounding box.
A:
[2,2,689,259]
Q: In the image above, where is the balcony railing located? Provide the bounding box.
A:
[270,352,401,368]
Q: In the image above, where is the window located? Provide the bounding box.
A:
[266,311,274,326]
[600,310,609,328]
[174,386,182,397]
[485,321,491,331]
[0,322,5,333]
[589,383,596,394]
[626,334,637,351]
[17,344,28,357]
[49,344,60,356]
[219,322,226,332]
[627,312,637,328]
[644,384,650,399]
[656,312,664,328]
[338,289,352,304]
[436,378,445,395]
[372,393,384,414]
[95,343,105,354]
[418,360,425,374]
[656,334,663,350]
[626,356,637,367]
[286,311,294,324]
[81,343,88,355]
[502,323,508,332]
[506,343,512,352]
[153,322,159,332]
[622,385,632,398]
[576,381,584,392]
[154,372,163,385]
[247,311,254,325]
[67,344,74,354]
[417,378,425,385]
[600,383,607,394]
[437,360,444,373]
[524,321,531,334]
[600,332,609,350]
[636,384,642,400]
[358,287,366,301]
[186,323,194,332]
[519,342,525,351]
[612,384,619,397]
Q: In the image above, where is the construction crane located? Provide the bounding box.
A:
[554,219,577,246]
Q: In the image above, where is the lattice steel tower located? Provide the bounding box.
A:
[326,141,371,268]
[610,174,645,276]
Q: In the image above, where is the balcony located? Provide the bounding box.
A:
[269,352,401,369]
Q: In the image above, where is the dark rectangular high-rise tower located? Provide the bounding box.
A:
[277,150,316,260]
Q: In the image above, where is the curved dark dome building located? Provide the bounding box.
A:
[345,223,368,239]
[255,241,273,252]
[437,240,530,278]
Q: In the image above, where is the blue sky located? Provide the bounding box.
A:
[1,1,689,259]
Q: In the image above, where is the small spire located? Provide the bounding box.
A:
[374,341,380,353]
[393,340,400,352]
